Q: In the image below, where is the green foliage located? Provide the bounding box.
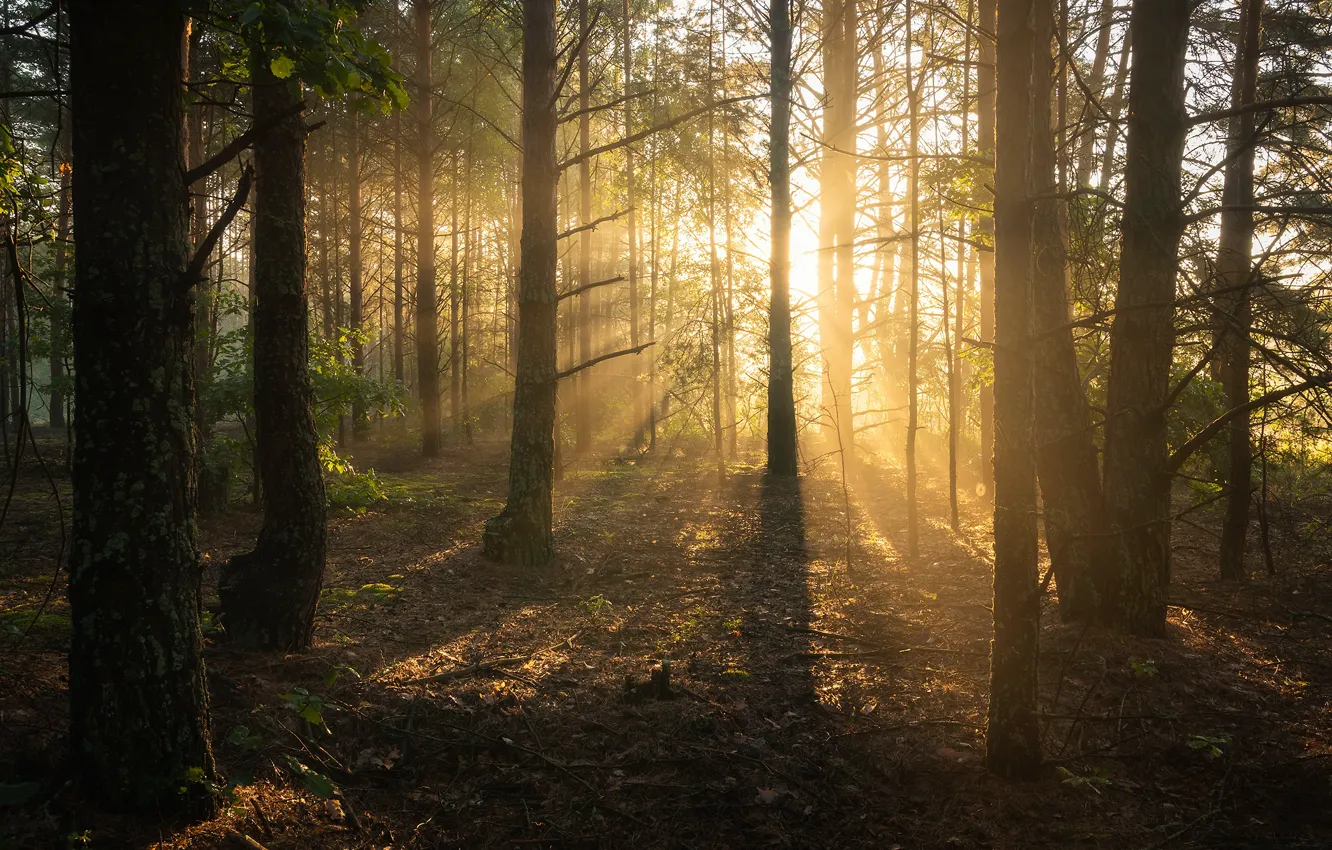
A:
[1129,658,1159,679]
[206,0,408,113]
[1056,766,1113,794]
[579,594,613,620]
[279,686,331,727]
[283,755,337,799]
[1187,734,1228,759]
[226,725,264,750]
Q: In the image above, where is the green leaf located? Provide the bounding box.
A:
[284,755,336,799]
[239,3,262,26]
[0,781,41,806]
[270,55,297,79]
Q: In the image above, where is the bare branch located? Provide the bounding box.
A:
[556,342,655,381]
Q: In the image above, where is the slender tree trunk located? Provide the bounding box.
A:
[1075,0,1115,186]
[986,0,1041,780]
[1218,0,1263,581]
[1098,26,1132,192]
[416,0,442,457]
[1099,0,1191,636]
[624,0,643,444]
[1031,0,1105,621]
[575,0,593,453]
[393,111,405,384]
[978,0,996,502]
[767,0,798,477]
[483,0,559,565]
[349,113,367,439]
[220,37,327,652]
[708,0,724,482]
[450,152,461,428]
[905,0,921,558]
[462,148,473,445]
[67,0,214,809]
[50,120,71,431]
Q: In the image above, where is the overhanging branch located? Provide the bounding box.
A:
[556,342,655,381]
[558,275,624,302]
[1168,374,1332,473]
[182,164,253,292]
[184,102,303,186]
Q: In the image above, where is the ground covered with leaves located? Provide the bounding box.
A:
[3,432,1332,848]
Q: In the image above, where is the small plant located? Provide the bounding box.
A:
[283,755,337,799]
[279,686,331,728]
[1057,766,1113,794]
[579,594,612,620]
[1187,733,1228,759]
[1130,658,1159,678]
[226,725,264,750]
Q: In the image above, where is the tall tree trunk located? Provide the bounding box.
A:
[708,0,725,482]
[1097,26,1133,192]
[978,0,996,502]
[349,112,367,439]
[1030,0,1105,622]
[624,0,643,444]
[905,0,921,558]
[986,0,1041,779]
[483,0,559,565]
[1075,0,1115,186]
[1099,0,1191,636]
[50,119,71,432]
[450,152,461,427]
[393,111,405,384]
[819,0,856,452]
[767,0,798,477]
[575,0,593,453]
[416,0,442,457]
[1218,0,1263,581]
[462,147,473,445]
[220,38,327,652]
[67,0,215,809]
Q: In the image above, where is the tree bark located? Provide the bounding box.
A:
[767,0,798,477]
[905,0,921,558]
[220,37,327,653]
[349,112,367,439]
[1217,0,1263,581]
[986,0,1042,779]
[978,0,997,502]
[416,0,442,457]
[1099,0,1192,636]
[67,0,215,809]
[483,0,559,566]
[393,110,405,384]
[575,0,593,453]
[1030,0,1105,621]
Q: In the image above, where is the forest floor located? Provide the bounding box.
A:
[3,430,1332,848]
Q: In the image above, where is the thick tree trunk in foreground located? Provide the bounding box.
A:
[767,0,798,477]
[219,46,327,652]
[1218,0,1263,581]
[1030,0,1104,622]
[416,0,442,457]
[986,0,1042,780]
[483,0,559,566]
[1099,0,1191,636]
[67,0,215,809]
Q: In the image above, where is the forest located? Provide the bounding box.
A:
[2,0,1332,846]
